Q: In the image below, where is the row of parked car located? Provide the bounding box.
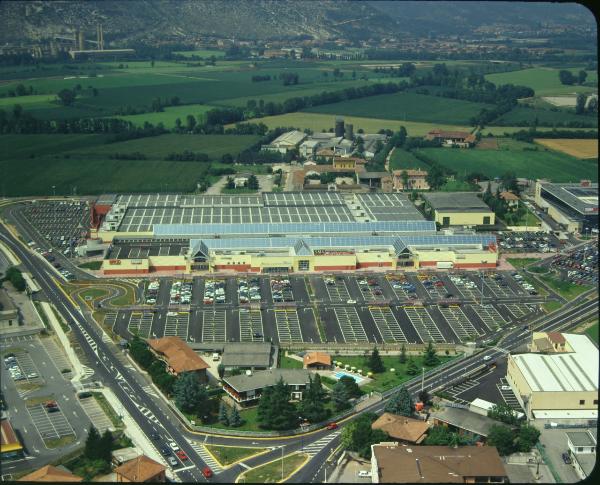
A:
[357,277,383,296]
[204,279,225,304]
[552,244,598,285]
[497,231,557,253]
[170,280,192,305]
[271,277,293,302]
[513,273,538,295]
[4,355,37,381]
[239,277,261,304]
[145,280,160,304]
[388,275,418,298]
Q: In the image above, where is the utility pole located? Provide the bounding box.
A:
[281,445,284,481]
[421,367,425,393]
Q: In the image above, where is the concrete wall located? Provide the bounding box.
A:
[434,210,495,227]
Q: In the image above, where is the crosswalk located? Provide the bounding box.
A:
[80,365,95,379]
[142,385,160,398]
[187,440,222,471]
[302,430,341,457]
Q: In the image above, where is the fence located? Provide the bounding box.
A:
[280,342,460,353]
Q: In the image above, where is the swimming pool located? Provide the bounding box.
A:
[333,371,365,383]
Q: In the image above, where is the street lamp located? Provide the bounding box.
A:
[281,444,285,481]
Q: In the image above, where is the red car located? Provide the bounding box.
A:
[176,450,188,461]
[326,422,338,430]
[202,466,213,478]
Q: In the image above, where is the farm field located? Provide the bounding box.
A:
[388,148,430,171]
[240,112,470,136]
[478,125,598,136]
[0,158,210,196]
[304,91,492,124]
[533,138,599,158]
[485,68,598,96]
[0,134,111,160]
[113,103,217,128]
[173,49,226,58]
[492,105,597,127]
[415,141,598,182]
[62,134,260,159]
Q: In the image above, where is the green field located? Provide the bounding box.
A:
[0,134,111,160]
[492,105,597,127]
[584,321,598,343]
[173,49,226,58]
[485,68,598,96]
[388,148,430,171]
[415,141,597,182]
[62,134,260,159]
[242,112,469,136]
[113,104,217,128]
[304,91,491,125]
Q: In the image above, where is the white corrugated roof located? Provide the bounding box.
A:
[513,334,598,392]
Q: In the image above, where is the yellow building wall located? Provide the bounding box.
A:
[412,249,497,269]
[434,211,495,226]
[102,258,149,274]
[96,230,153,243]
[333,160,355,169]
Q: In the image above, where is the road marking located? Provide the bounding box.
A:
[238,462,250,470]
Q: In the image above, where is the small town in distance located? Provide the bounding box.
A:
[0,1,598,484]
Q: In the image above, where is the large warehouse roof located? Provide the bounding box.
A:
[423,192,492,212]
[511,334,598,392]
[191,234,496,257]
[154,220,436,237]
[539,182,599,215]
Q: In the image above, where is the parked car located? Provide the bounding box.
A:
[202,467,213,478]
[326,422,338,430]
[168,456,178,466]
[562,452,572,464]
[176,450,188,460]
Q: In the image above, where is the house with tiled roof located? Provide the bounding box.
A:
[115,455,166,483]
[371,413,430,444]
[147,336,208,381]
[18,465,82,482]
[303,352,332,370]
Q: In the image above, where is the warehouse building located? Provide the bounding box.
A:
[534,180,598,233]
[422,192,495,227]
[93,192,498,275]
[506,332,598,420]
[261,130,307,154]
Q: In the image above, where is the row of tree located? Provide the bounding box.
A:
[2,266,26,292]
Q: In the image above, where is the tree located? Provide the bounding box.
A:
[558,70,575,85]
[399,344,407,364]
[99,430,113,463]
[577,70,588,85]
[92,88,99,97]
[85,426,102,460]
[488,403,519,425]
[400,170,409,190]
[151,60,155,68]
[229,406,243,427]
[488,424,515,456]
[186,114,197,132]
[516,424,540,452]
[57,88,76,106]
[418,389,431,405]
[175,118,182,132]
[247,174,259,190]
[332,380,350,411]
[340,413,387,459]
[423,342,440,367]
[339,375,362,398]
[257,378,297,430]
[300,374,329,423]
[369,347,385,373]
[426,165,445,190]
[406,359,419,376]
[384,386,414,416]
[4,266,25,292]
[218,401,230,425]
[225,176,235,190]
[173,372,208,414]
[12,104,23,119]
[217,363,225,380]
[424,425,468,446]
[575,93,586,115]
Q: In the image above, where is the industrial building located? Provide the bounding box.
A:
[506,332,598,420]
[534,180,598,233]
[91,192,498,275]
[422,192,495,227]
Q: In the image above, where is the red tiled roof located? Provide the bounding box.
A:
[148,336,209,373]
[303,352,332,366]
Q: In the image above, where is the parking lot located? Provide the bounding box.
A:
[438,305,481,341]
[201,310,226,342]
[497,231,559,253]
[323,276,351,303]
[368,306,407,343]
[274,308,304,343]
[469,304,508,331]
[551,243,598,286]
[401,306,446,343]
[332,307,369,343]
[21,201,89,258]
[27,402,76,444]
[164,312,189,339]
[128,312,154,338]
[239,309,264,341]
[78,394,114,433]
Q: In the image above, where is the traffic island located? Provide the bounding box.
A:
[236,452,309,483]
[205,444,269,468]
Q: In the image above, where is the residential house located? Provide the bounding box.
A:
[18,465,82,482]
[115,455,166,483]
[333,156,366,170]
[370,442,508,483]
[371,413,430,444]
[303,352,332,370]
[425,129,476,148]
[566,429,597,479]
[234,173,252,188]
[499,191,520,209]
[221,342,273,371]
[222,369,311,406]
[147,336,209,382]
[428,402,504,441]
[392,169,430,191]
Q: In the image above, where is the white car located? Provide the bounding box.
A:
[168,442,180,451]
[346,299,356,304]
[483,355,492,361]
[358,471,372,478]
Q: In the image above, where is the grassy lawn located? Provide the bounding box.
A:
[304,91,491,125]
[205,445,268,467]
[25,395,55,406]
[280,355,304,369]
[221,187,258,194]
[237,452,308,483]
[415,144,597,182]
[78,287,110,304]
[45,435,76,449]
[485,67,598,96]
[108,284,137,306]
[522,275,548,297]
[112,103,217,128]
[584,321,598,343]
[173,49,226,58]
[333,354,458,393]
[388,148,429,171]
[191,406,262,432]
[78,261,103,270]
[543,300,562,313]
[507,257,541,269]
[539,274,591,300]
[92,392,123,429]
[506,208,540,227]
[492,105,596,127]
[239,112,470,137]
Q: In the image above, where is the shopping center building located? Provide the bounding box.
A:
[91,192,498,275]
